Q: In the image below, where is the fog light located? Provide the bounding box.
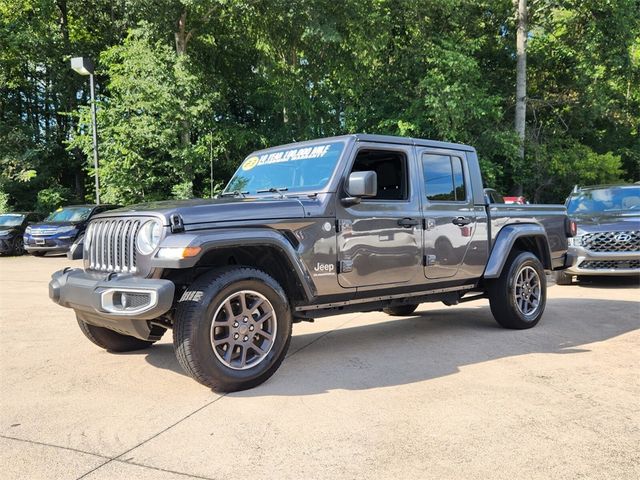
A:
[101,289,157,314]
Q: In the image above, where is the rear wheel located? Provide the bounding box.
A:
[173,267,292,392]
[488,250,546,329]
[77,318,155,352]
[383,304,419,316]
[554,270,573,285]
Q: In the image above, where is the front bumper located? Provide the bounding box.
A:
[24,233,75,253]
[49,268,175,340]
[564,246,640,276]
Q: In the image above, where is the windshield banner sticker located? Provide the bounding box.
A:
[242,144,333,171]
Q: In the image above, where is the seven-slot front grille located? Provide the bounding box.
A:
[581,231,640,252]
[86,218,142,272]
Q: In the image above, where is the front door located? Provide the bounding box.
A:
[419,151,477,279]
[336,144,422,288]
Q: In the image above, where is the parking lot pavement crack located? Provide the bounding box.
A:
[0,434,110,460]
[73,314,363,479]
[75,395,227,479]
[115,459,219,480]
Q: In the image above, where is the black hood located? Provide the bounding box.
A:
[572,212,640,234]
[30,220,82,229]
[94,196,306,226]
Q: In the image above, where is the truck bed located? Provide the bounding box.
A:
[487,203,569,264]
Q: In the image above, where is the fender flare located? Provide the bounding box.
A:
[483,224,552,279]
[151,228,315,301]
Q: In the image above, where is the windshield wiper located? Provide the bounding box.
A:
[256,187,289,194]
[219,190,248,198]
[256,187,289,198]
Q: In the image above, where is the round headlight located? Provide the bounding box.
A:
[136,220,162,255]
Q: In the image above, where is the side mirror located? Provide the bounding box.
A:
[342,171,377,206]
[346,170,377,196]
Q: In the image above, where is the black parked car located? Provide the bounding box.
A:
[555,184,640,284]
[0,212,45,256]
[24,204,120,256]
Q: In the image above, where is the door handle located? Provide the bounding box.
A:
[452,216,472,226]
[398,218,420,228]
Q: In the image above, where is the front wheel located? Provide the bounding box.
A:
[487,250,547,329]
[173,267,292,392]
[12,237,25,256]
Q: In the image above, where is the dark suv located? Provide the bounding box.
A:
[0,212,45,255]
[555,184,640,284]
[24,204,120,256]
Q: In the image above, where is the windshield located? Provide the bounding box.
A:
[45,207,92,223]
[0,214,25,227]
[567,187,640,214]
[224,141,345,195]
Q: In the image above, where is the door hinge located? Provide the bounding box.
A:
[339,259,353,273]
[337,219,352,234]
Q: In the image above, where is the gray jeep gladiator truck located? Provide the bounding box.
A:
[49,134,572,391]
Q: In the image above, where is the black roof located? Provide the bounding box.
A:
[252,133,476,154]
[58,204,119,208]
[352,133,475,152]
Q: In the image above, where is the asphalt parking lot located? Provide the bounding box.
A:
[1,255,639,479]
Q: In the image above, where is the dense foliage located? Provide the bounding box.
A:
[1,0,638,210]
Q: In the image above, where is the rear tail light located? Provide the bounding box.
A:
[566,218,577,237]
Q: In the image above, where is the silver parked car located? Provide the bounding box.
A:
[556,184,640,284]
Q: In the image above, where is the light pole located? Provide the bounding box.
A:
[71,57,100,204]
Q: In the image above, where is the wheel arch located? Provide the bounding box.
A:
[155,228,315,304]
[484,224,552,279]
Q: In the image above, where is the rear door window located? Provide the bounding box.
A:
[422,154,467,202]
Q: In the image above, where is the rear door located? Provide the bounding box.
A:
[419,150,477,279]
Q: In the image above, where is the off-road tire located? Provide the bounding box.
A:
[77,318,155,352]
[487,250,547,329]
[383,304,419,316]
[173,267,292,392]
[554,270,573,285]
